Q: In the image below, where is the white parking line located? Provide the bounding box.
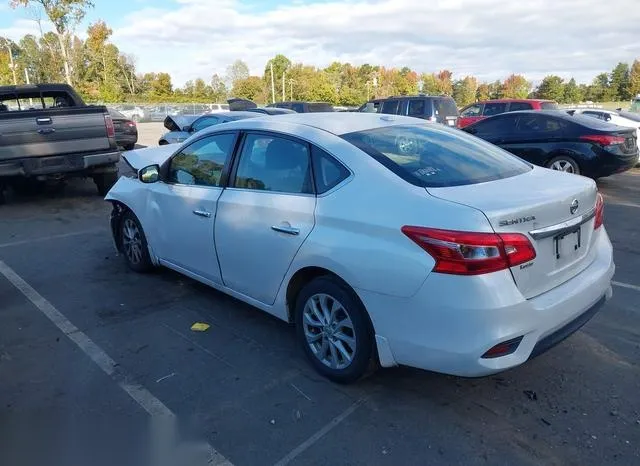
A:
[0,260,234,466]
[613,280,640,292]
[272,398,365,466]
[0,228,106,249]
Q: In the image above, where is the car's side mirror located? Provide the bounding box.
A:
[183,125,192,133]
[616,108,622,111]
[138,164,160,183]
[604,114,612,121]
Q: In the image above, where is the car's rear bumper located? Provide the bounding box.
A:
[0,151,120,177]
[358,227,615,377]
[588,149,639,178]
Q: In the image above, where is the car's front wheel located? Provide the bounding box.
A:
[546,156,581,175]
[120,210,153,273]
[295,276,375,383]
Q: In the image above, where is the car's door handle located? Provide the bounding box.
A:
[271,225,300,235]
[36,117,52,125]
[192,209,211,218]
[37,128,55,135]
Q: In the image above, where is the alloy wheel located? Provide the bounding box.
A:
[550,159,576,173]
[122,218,143,265]
[302,293,357,370]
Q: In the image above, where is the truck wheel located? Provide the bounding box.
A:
[123,143,136,151]
[94,172,119,196]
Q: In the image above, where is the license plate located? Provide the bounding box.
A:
[447,119,455,126]
[554,228,581,259]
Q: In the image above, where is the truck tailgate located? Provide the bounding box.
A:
[0,107,111,160]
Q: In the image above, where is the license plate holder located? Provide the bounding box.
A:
[554,227,581,259]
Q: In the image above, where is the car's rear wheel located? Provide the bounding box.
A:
[123,143,136,151]
[94,172,119,196]
[295,276,375,383]
[119,210,153,273]
[546,156,580,175]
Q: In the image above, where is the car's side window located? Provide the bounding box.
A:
[168,133,236,187]
[483,103,508,116]
[311,146,350,194]
[292,103,305,113]
[408,99,426,116]
[517,115,565,135]
[473,115,517,134]
[381,100,400,114]
[460,104,481,117]
[508,102,533,112]
[234,133,312,194]
[192,116,219,132]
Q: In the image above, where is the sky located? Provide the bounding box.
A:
[1,0,639,87]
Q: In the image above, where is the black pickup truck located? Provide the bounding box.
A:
[0,84,120,203]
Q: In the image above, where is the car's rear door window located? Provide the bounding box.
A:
[342,124,530,187]
[460,104,481,117]
[408,99,426,117]
[381,100,400,114]
[311,147,350,194]
[482,102,508,116]
[291,103,305,112]
[540,102,559,110]
[508,102,533,111]
[307,103,333,112]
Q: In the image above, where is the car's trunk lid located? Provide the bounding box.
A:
[427,168,598,299]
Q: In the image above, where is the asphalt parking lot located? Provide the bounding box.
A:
[0,123,638,466]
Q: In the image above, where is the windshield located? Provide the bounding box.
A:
[341,124,530,187]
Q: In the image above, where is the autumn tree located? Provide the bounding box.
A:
[210,73,227,102]
[435,70,453,95]
[11,0,94,85]
[502,74,529,99]
[476,83,490,101]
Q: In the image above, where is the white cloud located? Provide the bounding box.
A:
[7,0,640,87]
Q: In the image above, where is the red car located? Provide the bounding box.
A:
[458,99,558,128]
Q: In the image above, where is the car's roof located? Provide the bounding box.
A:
[205,112,425,136]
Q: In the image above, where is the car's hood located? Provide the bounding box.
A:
[122,145,176,170]
[163,115,198,131]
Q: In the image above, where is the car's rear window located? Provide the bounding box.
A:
[341,125,530,187]
[569,113,624,131]
[432,98,458,117]
[540,102,559,110]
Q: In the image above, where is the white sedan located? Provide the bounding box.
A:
[105,113,614,383]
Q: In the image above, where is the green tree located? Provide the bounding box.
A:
[210,73,227,102]
[11,0,94,85]
[419,73,440,95]
[452,76,477,106]
[232,76,264,101]
[563,78,583,103]
[264,54,291,102]
[435,69,453,95]
[610,62,631,101]
[536,75,564,101]
[502,74,529,99]
[488,80,503,99]
[590,73,613,101]
[629,59,640,98]
[476,83,490,101]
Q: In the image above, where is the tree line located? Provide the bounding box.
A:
[1,1,639,107]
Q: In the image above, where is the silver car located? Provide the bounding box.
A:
[159,111,260,145]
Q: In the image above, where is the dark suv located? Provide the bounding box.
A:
[358,95,459,127]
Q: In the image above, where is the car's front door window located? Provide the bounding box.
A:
[168,133,236,187]
[191,116,220,132]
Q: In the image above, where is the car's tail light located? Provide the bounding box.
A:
[104,115,115,138]
[126,121,136,128]
[401,227,536,275]
[594,192,604,230]
[580,134,625,146]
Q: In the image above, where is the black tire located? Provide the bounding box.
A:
[295,276,375,383]
[119,210,153,273]
[0,187,5,205]
[546,156,581,175]
[123,143,136,151]
[158,140,168,146]
[94,172,119,196]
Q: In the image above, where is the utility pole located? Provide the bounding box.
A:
[282,72,285,102]
[24,67,30,84]
[2,41,17,85]
[289,79,294,100]
[270,62,276,104]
